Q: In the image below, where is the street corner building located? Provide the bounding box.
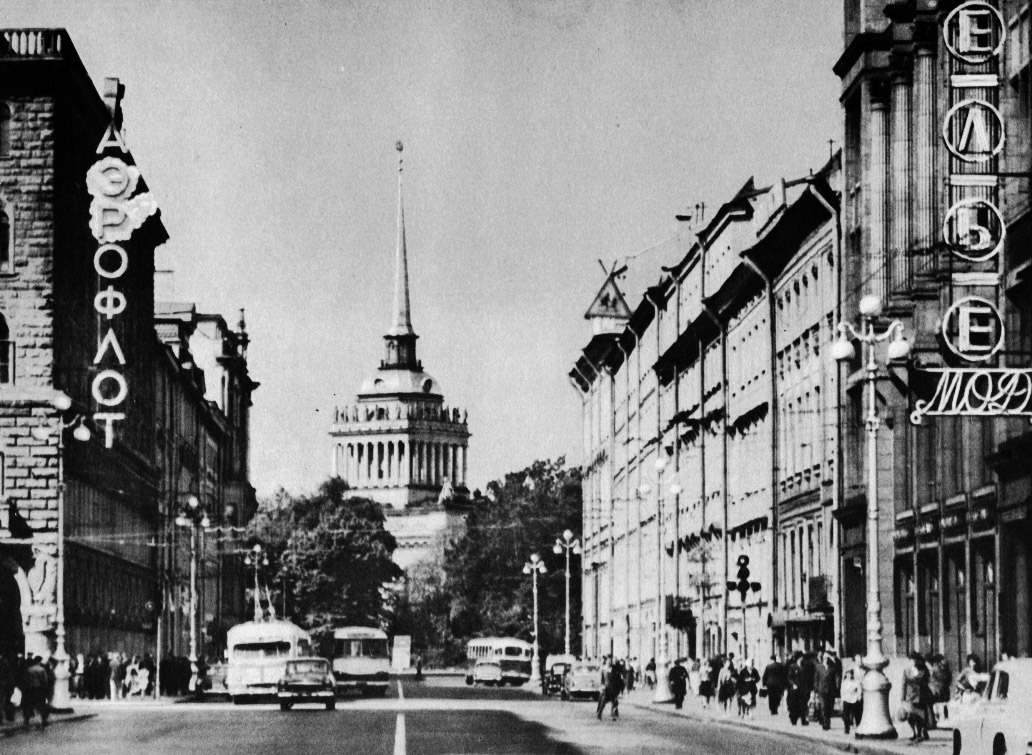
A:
[328,146,471,573]
[0,29,258,675]
[572,0,1032,687]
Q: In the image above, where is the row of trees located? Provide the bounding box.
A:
[249,459,583,666]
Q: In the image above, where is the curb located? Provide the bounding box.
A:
[1,713,97,738]
[623,700,941,755]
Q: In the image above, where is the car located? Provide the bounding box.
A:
[952,658,1032,755]
[562,662,601,701]
[472,658,503,686]
[277,658,337,710]
[544,654,576,696]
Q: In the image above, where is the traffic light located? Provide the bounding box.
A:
[727,554,761,602]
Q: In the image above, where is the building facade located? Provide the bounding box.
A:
[0,29,257,669]
[329,148,470,572]
[836,0,1032,669]
[573,159,841,664]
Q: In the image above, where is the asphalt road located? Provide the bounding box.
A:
[5,678,845,754]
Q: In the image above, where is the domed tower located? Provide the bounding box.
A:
[330,145,470,567]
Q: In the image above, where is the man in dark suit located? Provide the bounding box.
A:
[761,654,787,715]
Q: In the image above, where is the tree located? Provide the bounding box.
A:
[444,458,582,660]
[246,477,402,642]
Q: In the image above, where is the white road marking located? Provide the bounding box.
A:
[397,680,404,700]
[393,713,406,755]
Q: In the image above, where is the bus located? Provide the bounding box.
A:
[465,638,533,686]
[226,619,313,703]
[331,626,390,696]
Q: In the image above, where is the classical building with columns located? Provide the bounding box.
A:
[329,146,470,571]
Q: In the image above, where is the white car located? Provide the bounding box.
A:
[953,658,1032,755]
[472,659,503,686]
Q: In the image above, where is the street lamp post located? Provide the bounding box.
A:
[244,544,269,622]
[639,456,681,704]
[175,495,210,695]
[832,294,910,740]
[523,552,547,686]
[31,392,91,711]
[553,529,581,656]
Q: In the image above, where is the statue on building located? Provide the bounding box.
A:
[26,544,56,605]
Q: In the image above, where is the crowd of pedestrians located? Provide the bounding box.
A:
[0,652,57,728]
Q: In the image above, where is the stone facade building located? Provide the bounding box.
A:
[329,149,470,571]
[0,29,257,671]
[572,157,840,664]
[836,0,1032,668]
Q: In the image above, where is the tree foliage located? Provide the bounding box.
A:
[246,477,402,641]
[442,458,582,660]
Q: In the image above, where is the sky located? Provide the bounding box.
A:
[6,0,843,498]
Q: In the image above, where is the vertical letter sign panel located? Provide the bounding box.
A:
[86,121,158,447]
[911,1,1032,424]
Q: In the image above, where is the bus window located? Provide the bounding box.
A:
[334,638,389,659]
[504,647,523,656]
[232,641,291,659]
[297,639,312,657]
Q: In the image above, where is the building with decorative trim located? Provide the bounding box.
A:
[329,145,470,571]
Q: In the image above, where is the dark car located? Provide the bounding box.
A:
[277,658,336,710]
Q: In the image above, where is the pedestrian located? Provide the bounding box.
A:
[98,653,111,699]
[899,652,930,742]
[21,656,50,728]
[644,657,656,690]
[0,652,15,722]
[735,662,756,718]
[717,658,736,715]
[786,655,809,726]
[415,654,423,682]
[141,653,156,696]
[840,668,862,735]
[954,653,987,701]
[44,657,56,707]
[814,651,838,730]
[596,658,624,720]
[669,658,688,710]
[624,658,635,692]
[110,652,123,700]
[761,654,787,716]
[159,652,173,697]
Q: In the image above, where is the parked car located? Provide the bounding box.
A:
[562,661,601,701]
[277,658,337,710]
[471,658,503,686]
[952,658,1032,755]
[544,654,575,696]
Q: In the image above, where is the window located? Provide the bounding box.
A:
[0,103,9,157]
[0,202,10,272]
[0,313,11,384]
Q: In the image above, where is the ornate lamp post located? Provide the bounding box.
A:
[523,552,547,685]
[30,392,90,711]
[638,456,681,704]
[832,293,910,740]
[553,529,581,656]
[244,543,269,622]
[175,494,209,694]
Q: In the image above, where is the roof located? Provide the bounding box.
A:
[359,369,442,398]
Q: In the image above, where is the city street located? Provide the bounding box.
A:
[5,678,843,754]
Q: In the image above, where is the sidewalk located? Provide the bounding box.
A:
[621,686,952,755]
[0,710,97,738]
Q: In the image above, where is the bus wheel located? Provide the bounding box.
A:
[465,677,473,686]
[326,700,336,711]
[279,702,292,711]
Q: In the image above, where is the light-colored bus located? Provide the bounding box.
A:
[331,626,390,696]
[465,638,533,686]
[227,619,313,703]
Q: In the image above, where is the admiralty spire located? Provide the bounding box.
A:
[330,142,471,571]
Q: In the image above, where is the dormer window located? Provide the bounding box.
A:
[421,378,433,394]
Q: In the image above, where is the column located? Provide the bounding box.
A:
[356,444,364,484]
[332,444,339,477]
[388,441,394,483]
[869,79,889,302]
[913,46,935,278]
[889,70,911,292]
[398,441,406,485]
[367,442,374,482]
[461,445,468,485]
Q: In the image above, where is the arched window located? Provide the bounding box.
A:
[0,202,9,272]
[0,103,10,158]
[0,313,11,384]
